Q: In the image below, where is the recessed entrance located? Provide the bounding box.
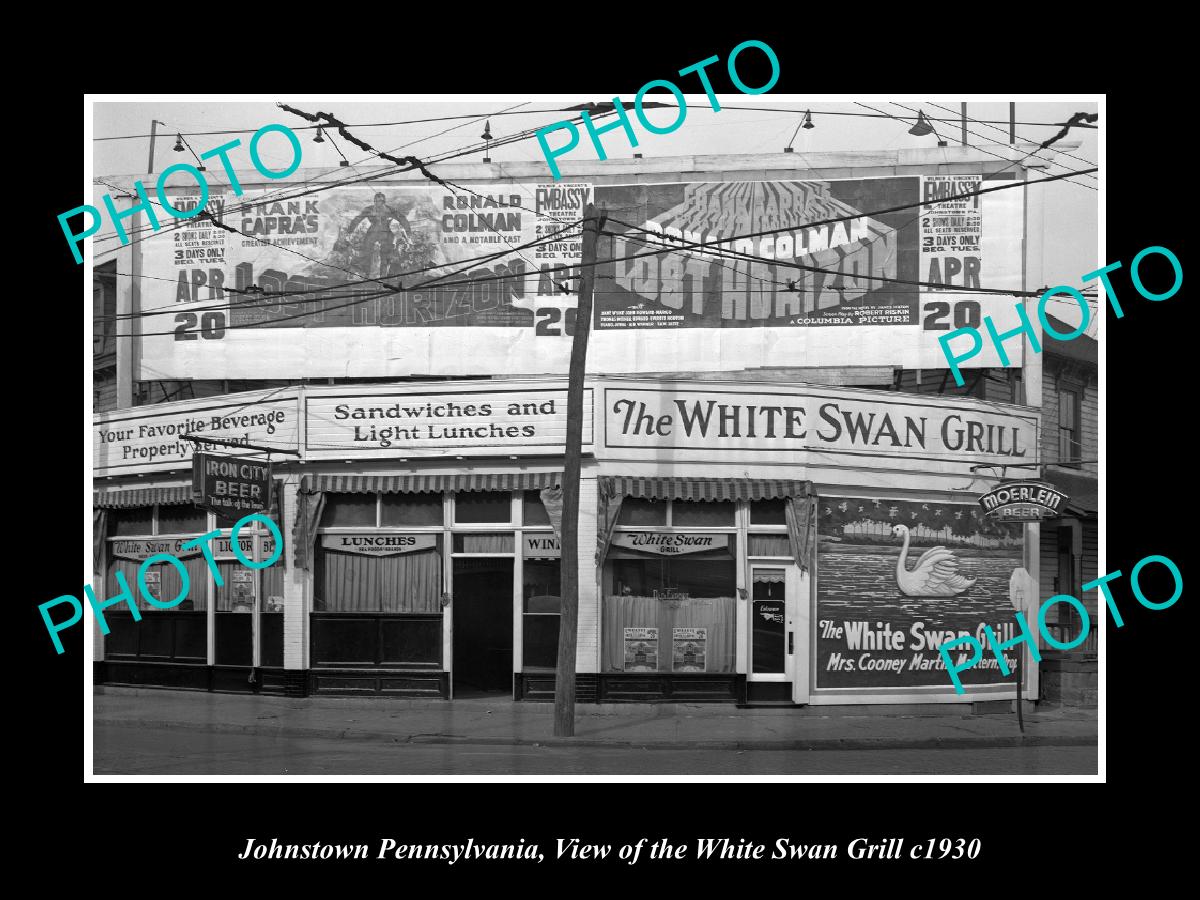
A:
[452,558,514,696]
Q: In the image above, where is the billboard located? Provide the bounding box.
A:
[815,494,1024,691]
[135,175,1024,379]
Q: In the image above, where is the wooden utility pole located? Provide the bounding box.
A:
[554,203,601,738]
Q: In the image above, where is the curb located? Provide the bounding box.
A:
[95,718,1097,752]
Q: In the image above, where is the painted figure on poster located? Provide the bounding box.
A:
[891,523,977,597]
[339,191,413,278]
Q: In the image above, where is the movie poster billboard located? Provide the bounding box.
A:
[136,174,1024,380]
[596,178,921,328]
[139,183,590,380]
[815,495,1024,691]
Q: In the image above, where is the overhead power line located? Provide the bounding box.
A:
[93,104,1096,142]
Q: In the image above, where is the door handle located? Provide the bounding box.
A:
[788,632,794,655]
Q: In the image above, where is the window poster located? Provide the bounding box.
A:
[623,627,659,672]
[672,627,707,672]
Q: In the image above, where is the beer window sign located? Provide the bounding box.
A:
[978,481,1068,521]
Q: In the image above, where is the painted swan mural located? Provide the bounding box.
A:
[891,524,977,597]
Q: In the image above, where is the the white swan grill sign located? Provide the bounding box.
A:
[978,481,1068,521]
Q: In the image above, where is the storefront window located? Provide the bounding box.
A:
[453,533,514,554]
[157,504,207,534]
[382,493,442,526]
[616,498,667,526]
[321,494,378,527]
[105,507,209,663]
[314,534,444,613]
[108,507,153,536]
[747,534,792,557]
[454,491,512,524]
[750,498,787,525]
[671,500,735,527]
[311,525,445,669]
[603,548,737,674]
[522,558,560,668]
[522,490,551,526]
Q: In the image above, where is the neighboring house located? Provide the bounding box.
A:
[1038,314,1098,706]
[93,262,118,413]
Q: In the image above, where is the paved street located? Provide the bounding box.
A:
[95,724,1096,775]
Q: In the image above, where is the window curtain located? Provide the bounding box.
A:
[456,533,513,554]
[539,486,564,538]
[293,490,326,570]
[93,508,108,575]
[317,549,442,613]
[268,478,285,569]
[107,555,210,612]
[595,478,624,567]
[785,491,816,573]
[602,594,735,673]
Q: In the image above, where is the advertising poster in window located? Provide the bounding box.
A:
[815,495,1024,690]
[230,568,254,610]
[672,627,707,672]
[623,627,659,672]
[141,569,161,602]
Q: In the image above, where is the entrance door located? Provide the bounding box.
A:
[748,566,795,699]
[451,558,515,695]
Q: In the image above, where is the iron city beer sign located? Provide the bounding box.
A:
[193,452,273,516]
[978,480,1068,521]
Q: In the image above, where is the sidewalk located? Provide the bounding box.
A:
[93,687,1097,751]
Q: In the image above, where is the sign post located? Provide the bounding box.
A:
[1009,567,1037,734]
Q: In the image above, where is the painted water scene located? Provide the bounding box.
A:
[815,495,1023,689]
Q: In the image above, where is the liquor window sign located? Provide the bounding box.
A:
[978,480,1068,521]
[192,451,272,517]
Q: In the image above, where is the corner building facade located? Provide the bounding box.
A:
[93,375,1043,705]
[92,144,1074,706]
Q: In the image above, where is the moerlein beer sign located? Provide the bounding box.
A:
[978,480,1067,521]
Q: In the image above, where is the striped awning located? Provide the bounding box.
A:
[298,472,561,494]
[93,485,194,508]
[603,477,812,502]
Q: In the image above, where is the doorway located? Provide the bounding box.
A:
[452,558,515,696]
[747,565,797,703]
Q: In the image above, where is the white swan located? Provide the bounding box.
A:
[891,524,977,597]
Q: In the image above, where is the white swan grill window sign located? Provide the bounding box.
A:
[816,495,1023,689]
